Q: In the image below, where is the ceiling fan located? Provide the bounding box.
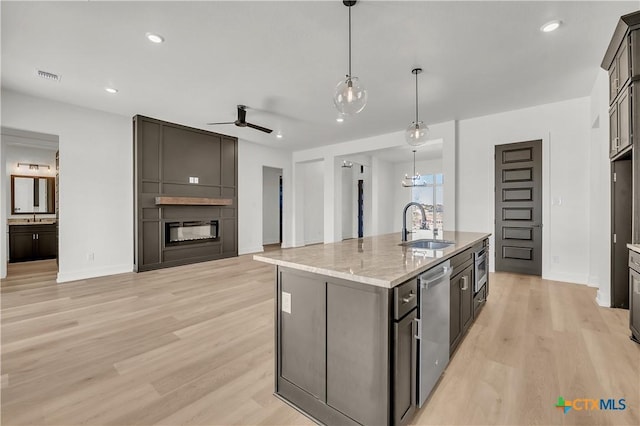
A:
[207,105,273,134]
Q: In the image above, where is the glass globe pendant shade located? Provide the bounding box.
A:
[405,121,429,146]
[334,76,367,115]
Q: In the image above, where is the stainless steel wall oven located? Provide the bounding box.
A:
[474,246,488,293]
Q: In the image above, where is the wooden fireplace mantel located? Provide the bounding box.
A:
[154,196,233,206]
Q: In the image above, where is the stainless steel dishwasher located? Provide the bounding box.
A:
[415,260,452,407]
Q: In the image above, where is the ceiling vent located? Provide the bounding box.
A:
[36,69,61,82]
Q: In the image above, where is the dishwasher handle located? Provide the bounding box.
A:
[419,266,452,288]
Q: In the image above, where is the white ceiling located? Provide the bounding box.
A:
[2,1,637,151]
[360,139,444,163]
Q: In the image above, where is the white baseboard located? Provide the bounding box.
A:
[57,263,133,283]
[239,246,264,255]
[587,274,600,288]
[542,271,589,286]
[595,290,611,307]
[304,238,323,246]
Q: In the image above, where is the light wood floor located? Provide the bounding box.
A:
[2,256,639,426]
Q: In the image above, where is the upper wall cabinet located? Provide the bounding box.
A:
[602,10,640,159]
[609,37,630,104]
[610,86,632,157]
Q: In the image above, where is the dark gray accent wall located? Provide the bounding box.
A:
[133,115,238,272]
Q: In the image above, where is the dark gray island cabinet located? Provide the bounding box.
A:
[254,231,490,426]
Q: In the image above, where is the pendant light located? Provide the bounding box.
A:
[401,150,426,187]
[333,0,367,115]
[405,68,429,146]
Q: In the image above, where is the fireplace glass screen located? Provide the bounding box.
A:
[166,220,218,246]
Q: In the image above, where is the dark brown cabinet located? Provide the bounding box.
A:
[450,264,474,354]
[9,224,57,263]
[610,86,631,158]
[392,278,418,426]
[133,116,238,272]
[630,250,640,343]
[609,37,630,103]
[603,12,640,312]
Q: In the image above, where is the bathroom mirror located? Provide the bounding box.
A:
[11,175,55,214]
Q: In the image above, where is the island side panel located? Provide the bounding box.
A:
[275,266,392,425]
[326,279,391,425]
[278,268,326,400]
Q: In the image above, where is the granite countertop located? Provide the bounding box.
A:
[254,231,491,289]
[8,219,57,226]
[629,244,640,254]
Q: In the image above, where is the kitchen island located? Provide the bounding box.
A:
[254,231,490,426]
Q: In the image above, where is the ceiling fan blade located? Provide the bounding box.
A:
[246,122,273,134]
[206,121,235,125]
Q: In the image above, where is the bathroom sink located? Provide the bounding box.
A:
[400,239,455,250]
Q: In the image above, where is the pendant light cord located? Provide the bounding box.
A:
[413,150,417,178]
[415,71,419,123]
[348,4,352,78]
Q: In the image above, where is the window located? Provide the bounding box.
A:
[410,173,444,234]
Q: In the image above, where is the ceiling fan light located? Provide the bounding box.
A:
[405,121,429,147]
[334,76,367,115]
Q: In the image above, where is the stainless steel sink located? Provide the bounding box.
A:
[400,239,455,250]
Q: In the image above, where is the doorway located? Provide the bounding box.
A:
[1,127,59,280]
[494,140,542,276]
[611,158,632,308]
[262,166,283,250]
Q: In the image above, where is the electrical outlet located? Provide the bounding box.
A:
[87,252,94,261]
[552,255,560,264]
[189,176,199,184]
[282,292,291,314]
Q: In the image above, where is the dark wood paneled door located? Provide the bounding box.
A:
[495,140,542,276]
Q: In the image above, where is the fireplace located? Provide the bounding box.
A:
[165,220,219,246]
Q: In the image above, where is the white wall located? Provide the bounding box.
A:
[292,121,456,245]
[262,166,282,245]
[2,90,295,279]
[1,139,5,278]
[371,156,395,236]
[589,70,612,306]
[301,160,324,245]
[341,165,353,239]
[457,97,591,285]
[1,89,132,282]
[237,140,292,254]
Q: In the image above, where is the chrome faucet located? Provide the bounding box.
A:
[402,202,427,242]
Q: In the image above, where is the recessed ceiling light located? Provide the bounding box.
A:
[276,133,283,139]
[105,87,118,94]
[146,32,165,43]
[336,117,345,123]
[540,20,561,33]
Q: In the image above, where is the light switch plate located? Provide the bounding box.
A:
[282,291,291,314]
